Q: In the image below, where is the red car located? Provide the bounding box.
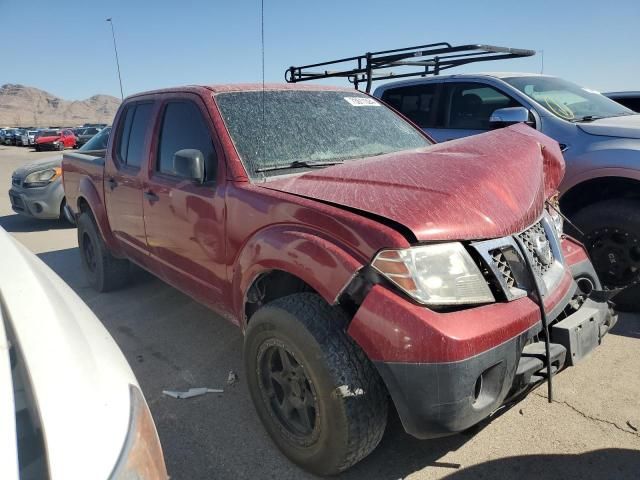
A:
[61,84,616,475]
[35,128,76,151]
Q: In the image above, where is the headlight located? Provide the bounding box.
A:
[23,167,61,187]
[372,242,495,306]
[109,385,168,480]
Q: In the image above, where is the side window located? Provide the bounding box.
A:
[445,83,520,130]
[156,101,217,182]
[126,103,153,168]
[117,107,135,164]
[116,103,153,168]
[381,84,438,128]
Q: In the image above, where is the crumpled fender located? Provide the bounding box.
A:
[232,225,362,325]
[77,177,120,255]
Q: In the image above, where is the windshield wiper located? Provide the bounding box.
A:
[573,115,606,122]
[255,159,344,173]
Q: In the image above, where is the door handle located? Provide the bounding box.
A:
[107,177,118,190]
[144,190,159,202]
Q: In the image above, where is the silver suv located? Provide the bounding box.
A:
[374,73,640,309]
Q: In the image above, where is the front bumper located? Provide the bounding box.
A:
[36,142,61,151]
[9,180,64,219]
[374,298,615,439]
[348,238,616,440]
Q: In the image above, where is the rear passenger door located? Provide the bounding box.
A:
[143,95,228,306]
[104,101,155,264]
[431,82,522,141]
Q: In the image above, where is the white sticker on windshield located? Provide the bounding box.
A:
[344,96,380,106]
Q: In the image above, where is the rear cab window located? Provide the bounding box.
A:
[116,102,154,169]
[381,83,439,128]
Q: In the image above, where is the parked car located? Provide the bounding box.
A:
[74,126,102,148]
[9,127,111,222]
[374,73,640,309]
[62,84,616,475]
[35,128,76,151]
[13,128,26,147]
[2,129,17,145]
[19,129,36,146]
[0,226,168,479]
[604,91,640,112]
[26,129,38,145]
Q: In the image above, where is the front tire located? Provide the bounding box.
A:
[573,199,640,311]
[77,212,130,292]
[244,293,388,476]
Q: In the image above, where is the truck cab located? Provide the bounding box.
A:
[374,73,640,309]
[62,83,617,476]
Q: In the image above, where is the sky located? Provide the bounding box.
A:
[1,0,639,100]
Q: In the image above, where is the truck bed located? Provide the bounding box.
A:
[62,149,106,215]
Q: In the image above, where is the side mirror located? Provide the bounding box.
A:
[173,149,205,183]
[489,107,530,129]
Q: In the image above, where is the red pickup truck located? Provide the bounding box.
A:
[62,84,616,475]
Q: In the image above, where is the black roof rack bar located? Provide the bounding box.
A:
[285,43,536,93]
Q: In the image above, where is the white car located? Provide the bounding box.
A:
[0,227,168,479]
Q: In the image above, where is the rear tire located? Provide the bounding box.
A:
[573,199,640,311]
[244,293,388,475]
[77,212,130,292]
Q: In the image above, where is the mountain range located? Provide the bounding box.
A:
[0,84,121,127]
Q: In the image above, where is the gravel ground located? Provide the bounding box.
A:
[1,145,639,479]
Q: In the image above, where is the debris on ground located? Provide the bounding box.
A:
[162,387,224,399]
[627,420,638,432]
[227,370,238,385]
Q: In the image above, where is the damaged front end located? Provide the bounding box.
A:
[348,211,616,439]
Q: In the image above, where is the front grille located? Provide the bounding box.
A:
[517,222,554,277]
[490,249,516,288]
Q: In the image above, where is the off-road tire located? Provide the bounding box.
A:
[77,212,129,292]
[573,199,640,311]
[244,293,388,476]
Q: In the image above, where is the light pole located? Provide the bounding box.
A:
[106,18,124,99]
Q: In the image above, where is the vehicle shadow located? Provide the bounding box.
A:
[438,448,640,479]
[610,312,640,340]
[0,213,74,233]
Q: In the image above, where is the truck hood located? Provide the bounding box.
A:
[36,135,61,144]
[13,155,62,178]
[577,114,640,139]
[261,124,565,241]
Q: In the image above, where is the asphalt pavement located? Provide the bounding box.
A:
[1,145,639,479]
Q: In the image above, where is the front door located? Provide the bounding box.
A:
[142,96,228,309]
[104,101,155,265]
